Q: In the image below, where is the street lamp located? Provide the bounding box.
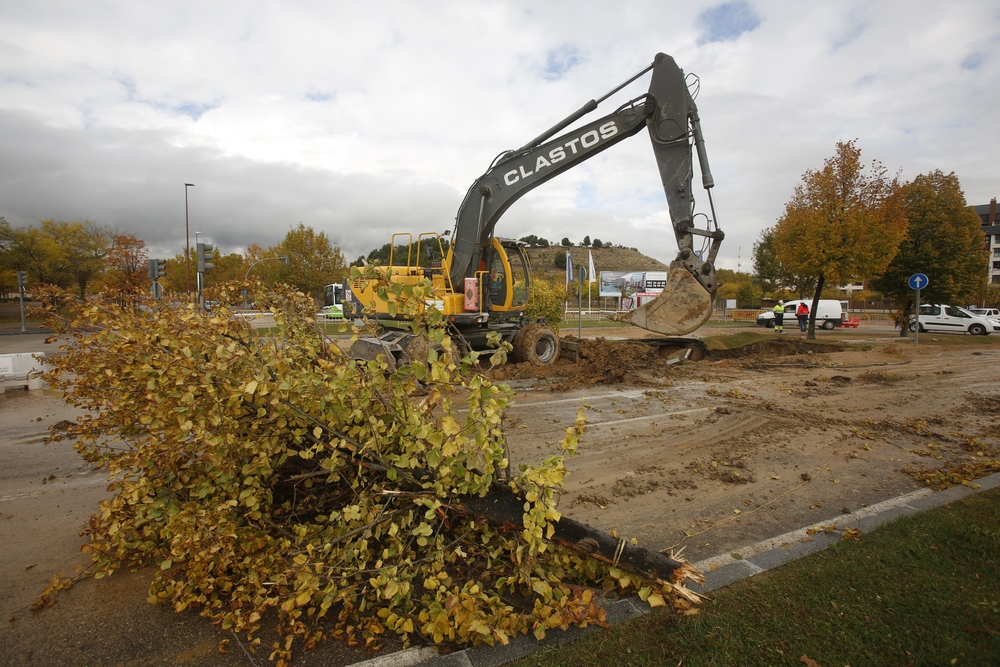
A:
[245,255,290,281]
[184,183,195,298]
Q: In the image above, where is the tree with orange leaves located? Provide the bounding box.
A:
[773,140,908,339]
[105,233,149,295]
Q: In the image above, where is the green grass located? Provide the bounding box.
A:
[514,489,1000,667]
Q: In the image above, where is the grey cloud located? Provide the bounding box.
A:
[0,111,461,260]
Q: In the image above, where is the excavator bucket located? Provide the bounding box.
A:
[610,262,713,336]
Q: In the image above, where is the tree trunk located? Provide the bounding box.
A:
[807,273,825,341]
[459,484,697,585]
[898,297,913,337]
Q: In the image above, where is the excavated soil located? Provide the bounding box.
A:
[488,336,848,391]
[500,335,1000,567]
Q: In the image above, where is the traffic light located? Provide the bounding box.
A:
[16,271,27,289]
[196,243,215,272]
[150,258,166,279]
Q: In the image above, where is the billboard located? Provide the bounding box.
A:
[599,271,667,298]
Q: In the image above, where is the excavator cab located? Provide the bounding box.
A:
[487,239,530,312]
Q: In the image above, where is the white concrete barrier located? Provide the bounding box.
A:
[0,352,48,393]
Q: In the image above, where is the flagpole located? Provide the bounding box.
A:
[588,250,596,313]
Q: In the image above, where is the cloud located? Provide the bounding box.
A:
[0,0,998,277]
[542,45,581,80]
[697,1,761,45]
[962,52,985,70]
[0,110,460,261]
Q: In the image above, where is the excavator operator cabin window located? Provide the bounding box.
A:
[508,250,529,309]
[489,252,507,307]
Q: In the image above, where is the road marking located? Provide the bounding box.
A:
[0,492,44,502]
[346,647,443,667]
[587,407,710,428]
[512,388,652,408]
[692,487,935,572]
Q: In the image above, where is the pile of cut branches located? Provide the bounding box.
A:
[36,269,701,665]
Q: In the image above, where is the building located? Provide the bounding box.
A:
[975,198,1000,284]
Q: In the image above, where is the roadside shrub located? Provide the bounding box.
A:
[527,276,565,331]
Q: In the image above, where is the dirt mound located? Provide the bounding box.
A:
[706,339,847,361]
[488,336,676,390]
[489,336,851,392]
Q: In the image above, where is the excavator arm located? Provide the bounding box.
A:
[449,53,724,336]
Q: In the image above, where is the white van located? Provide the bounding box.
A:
[756,300,847,330]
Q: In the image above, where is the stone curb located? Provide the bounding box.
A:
[347,471,1000,667]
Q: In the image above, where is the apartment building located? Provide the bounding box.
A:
[975,198,1000,284]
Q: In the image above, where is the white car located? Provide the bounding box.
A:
[910,304,1000,336]
[968,307,1000,319]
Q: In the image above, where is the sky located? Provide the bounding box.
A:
[1,1,998,271]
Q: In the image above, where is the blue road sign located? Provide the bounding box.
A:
[908,273,929,290]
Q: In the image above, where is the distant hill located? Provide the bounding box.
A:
[525,245,669,282]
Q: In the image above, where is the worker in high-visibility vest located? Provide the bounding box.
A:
[772,300,785,334]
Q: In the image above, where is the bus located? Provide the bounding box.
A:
[319,283,345,319]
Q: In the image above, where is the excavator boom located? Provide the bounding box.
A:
[450,53,723,337]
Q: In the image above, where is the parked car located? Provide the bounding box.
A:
[968,307,1000,319]
[756,299,847,330]
[910,304,1000,335]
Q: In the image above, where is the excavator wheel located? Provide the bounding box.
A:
[512,324,560,365]
[400,336,431,367]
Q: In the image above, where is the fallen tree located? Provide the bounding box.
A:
[36,270,702,665]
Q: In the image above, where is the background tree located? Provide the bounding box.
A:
[715,269,759,307]
[773,140,908,338]
[592,238,603,248]
[871,170,988,334]
[204,250,247,286]
[518,234,550,247]
[42,220,112,298]
[0,218,70,288]
[752,226,815,298]
[1,218,112,296]
[103,233,148,294]
[270,223,346,301]
[581,235,591,247]
[983,283,1000,308]
[162,251,191,297]
[561,237,572,247]
[553,251,566,269]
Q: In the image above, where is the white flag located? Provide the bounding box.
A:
[588,250,596,283]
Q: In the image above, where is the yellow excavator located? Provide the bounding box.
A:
[345,52,724,365]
